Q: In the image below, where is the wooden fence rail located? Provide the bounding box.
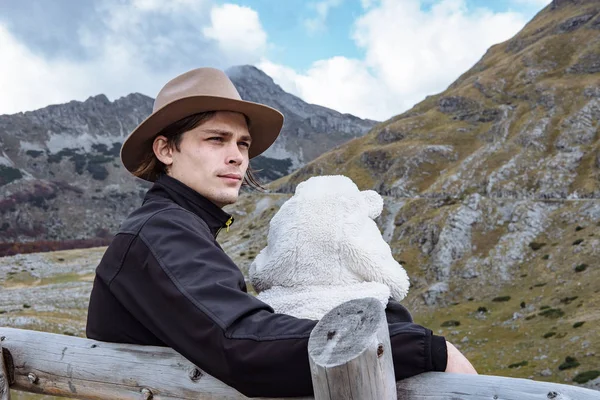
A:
[1,298,598,399]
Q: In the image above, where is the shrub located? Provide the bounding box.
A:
[558,356,580,370]
[572,239,584,245]
[23,304,31,308]
[508,360,528,368]
[573,370,600,384]
[529,242,546,251]
[441,320,460,327]
[540,305,550,310]
[0,165,23,186]
[87,164,109,180]
[533,283,547,287]
[26,150,43,158]
[70,153,87,174]
[543,332,556,338]
[520,301,526,308]
[477,307,488,313]
[575,226,585,231]
[492,296,511,302]
[87,154,113,164]
[542,254,550,260]
[574,264,588,272]
[560,296,578,304]
[538,308,564,319]
[573,321,585,328]
[525,315,536,320]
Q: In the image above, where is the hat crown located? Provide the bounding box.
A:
[153,68,242,112]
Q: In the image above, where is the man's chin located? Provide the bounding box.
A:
[212,191,239,208]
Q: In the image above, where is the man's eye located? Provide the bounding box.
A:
[239,142,250,148]
[209,137,223,142]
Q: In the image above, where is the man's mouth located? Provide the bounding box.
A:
[219,174,242,181]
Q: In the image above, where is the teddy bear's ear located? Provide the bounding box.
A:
[361,190,383,219]
[294,181,307,195]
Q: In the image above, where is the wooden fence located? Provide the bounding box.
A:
[1,298,598,399]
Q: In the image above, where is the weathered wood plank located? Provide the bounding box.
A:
[396,371,600,399]
[0,327,311,400]
[3,317,600,400]
[0,340,11,400]
[308,298,397,400]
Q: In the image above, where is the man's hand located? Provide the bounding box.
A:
[445,341,478,374]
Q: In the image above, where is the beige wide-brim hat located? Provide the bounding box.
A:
[121,67,284,181]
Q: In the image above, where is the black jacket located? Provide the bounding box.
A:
[86,174,448,397]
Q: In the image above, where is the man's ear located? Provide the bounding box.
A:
[361,190,383,219]
[153,135,173,167]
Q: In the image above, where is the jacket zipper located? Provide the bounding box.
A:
[216,216,234,237]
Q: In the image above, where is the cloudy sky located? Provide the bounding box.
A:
[1,0,550,121]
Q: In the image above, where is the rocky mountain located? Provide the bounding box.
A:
[0,67,375,243]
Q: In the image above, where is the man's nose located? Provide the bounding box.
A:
[226,142,244,165]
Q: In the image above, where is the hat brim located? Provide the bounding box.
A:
[120,95,284,181]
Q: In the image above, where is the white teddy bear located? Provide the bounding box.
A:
[249,175,410,320]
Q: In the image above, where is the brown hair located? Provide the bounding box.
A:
[132,111,264,190]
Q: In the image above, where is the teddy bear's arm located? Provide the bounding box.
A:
[342,221,410,301]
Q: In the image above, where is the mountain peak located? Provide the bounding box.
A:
[83,94,110,105]
[226,65,276,86]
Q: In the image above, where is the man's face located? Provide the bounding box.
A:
[158,111,251,208]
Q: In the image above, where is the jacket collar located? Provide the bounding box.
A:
[147,174,234,238]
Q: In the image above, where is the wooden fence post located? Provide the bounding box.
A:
[308,297,396,400]
[0,339,11,400]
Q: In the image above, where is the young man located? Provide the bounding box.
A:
[86,67,475,398]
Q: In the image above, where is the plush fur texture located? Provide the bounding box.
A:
[249,175,410,320]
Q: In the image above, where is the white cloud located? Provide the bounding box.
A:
[203,4,267,62]
[260,56,394,120]
[131,0,204,12]
[304,0,344,34]
[360,0,378,9]
[0,0,269,115]
[0,25,85,114]
[264,0,528,120]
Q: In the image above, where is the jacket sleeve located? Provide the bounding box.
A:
[106,208,446,397]
[386,300,448,377]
